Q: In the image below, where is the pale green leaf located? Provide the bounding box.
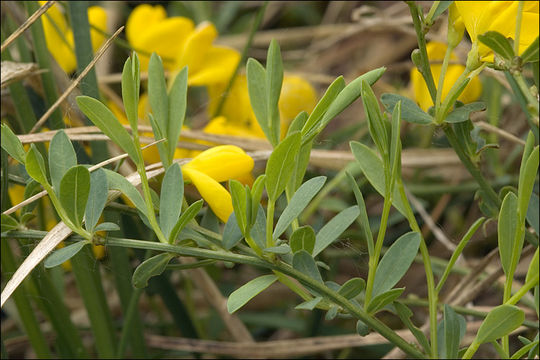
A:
[85,168,108,233]
[132,253,174,288]
[44,241,88,268]
[48,130,77,193]
[265,132,301,201]
[313,205,359,256]
[227,274,278,313]
[59,165,90,227]
[498,191,518,275]
[159,163,183,239]
[290,226,316,254]
[1,124,26,163]
[475,304,525,344]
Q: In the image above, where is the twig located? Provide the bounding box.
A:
[29,26,124,133]
[475,121,526,146]
[0,1,55,53]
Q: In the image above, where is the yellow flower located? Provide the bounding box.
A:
[125,4,240,85]
[207,74,318,140]
[410,42,483,111]
[183,145,254,222]
[39,1,107,73]
[455,1,539,61]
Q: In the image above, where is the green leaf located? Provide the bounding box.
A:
[313,206,360,256]
[356,320,370,336]
[301,76,346,139]
[266,39,283,145]
[227,274,278,313]
[250,175,266,227]
[325,306,338,320]
[520,36,539,63]
[518,146,539,221]
[511,340,540,359]
[372,232,421,297]
[389,100,402,185]
[85,168,108,233]
[361,81,388,157]
[525,248,539,285]
[48,130,77,193]
[315,68,386,138]
[478,31,515,60]
[44,241,88,268]
[229,179,248,234]
[445,102,486,123]
[1,124,26,163]
[293,250,323,283]
[132,253,174,289]
[295,297,322,310]
[381,93,433,125]
[367,288,404,314]
[168,66,188,161]
[475,304,525,344]
[265,132,302,201]
[290,140,313,191]
[338,277,365,299]
[76,96,139,162]
[159,164,184,239]
[345,172,374,257]
[249,205,267,250]
[25,144,48,185]
[247,58,270,143]
[290,226,316,254]
[443,304,465,359]
[121,55,138,132]
[350,141,407,215]
[1,214,19,232]
[431,1,453,19]
[287,111,308,137]
[104,169,147,217]
[273,176,326,239]
[498,191,518,275]
[394,302,431,354]
[148,53,169,139]
[223,212,243,250]
[60,165,91,228]
[93,222,120,232]
[169,199,203,244]
[526,193,539,235]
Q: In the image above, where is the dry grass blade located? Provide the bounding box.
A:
[29,26,125,133]
[1,222,72,307]
[1,61,44,88]
[476,121,526,146]
[0,1,55,53]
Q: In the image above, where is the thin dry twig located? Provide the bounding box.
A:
[476,121,526,146]
[29,26,124,133]
[0,1,55,53]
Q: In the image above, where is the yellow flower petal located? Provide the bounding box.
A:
[207,74,253,127]
[126,4,167,49]
[184,145,254,183]
[278,75,318,138]
[411,42,482,111]
[456,1,539,58]
[183,168,233,223]
[88,6,107,52]
[176,22,218,75]
[187,46,241,86]
[40,2,76,73]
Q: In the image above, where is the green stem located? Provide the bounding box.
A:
[506,273,539,305]
[407,1,437,104]
[99,236,426,358]
[245,234,263,257]
[442,125,501,210]
[397,179,438,358]
[462,341,480,359]
[514,1,524,56]
[273,270,313,302]
[434,44,454,117]
[424,1,440,26]
[364,196,392,308]
[266,199,275,248]
[512,72,540,116]
[213,1,268,118]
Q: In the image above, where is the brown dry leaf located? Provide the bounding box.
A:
[1,61,42,88]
